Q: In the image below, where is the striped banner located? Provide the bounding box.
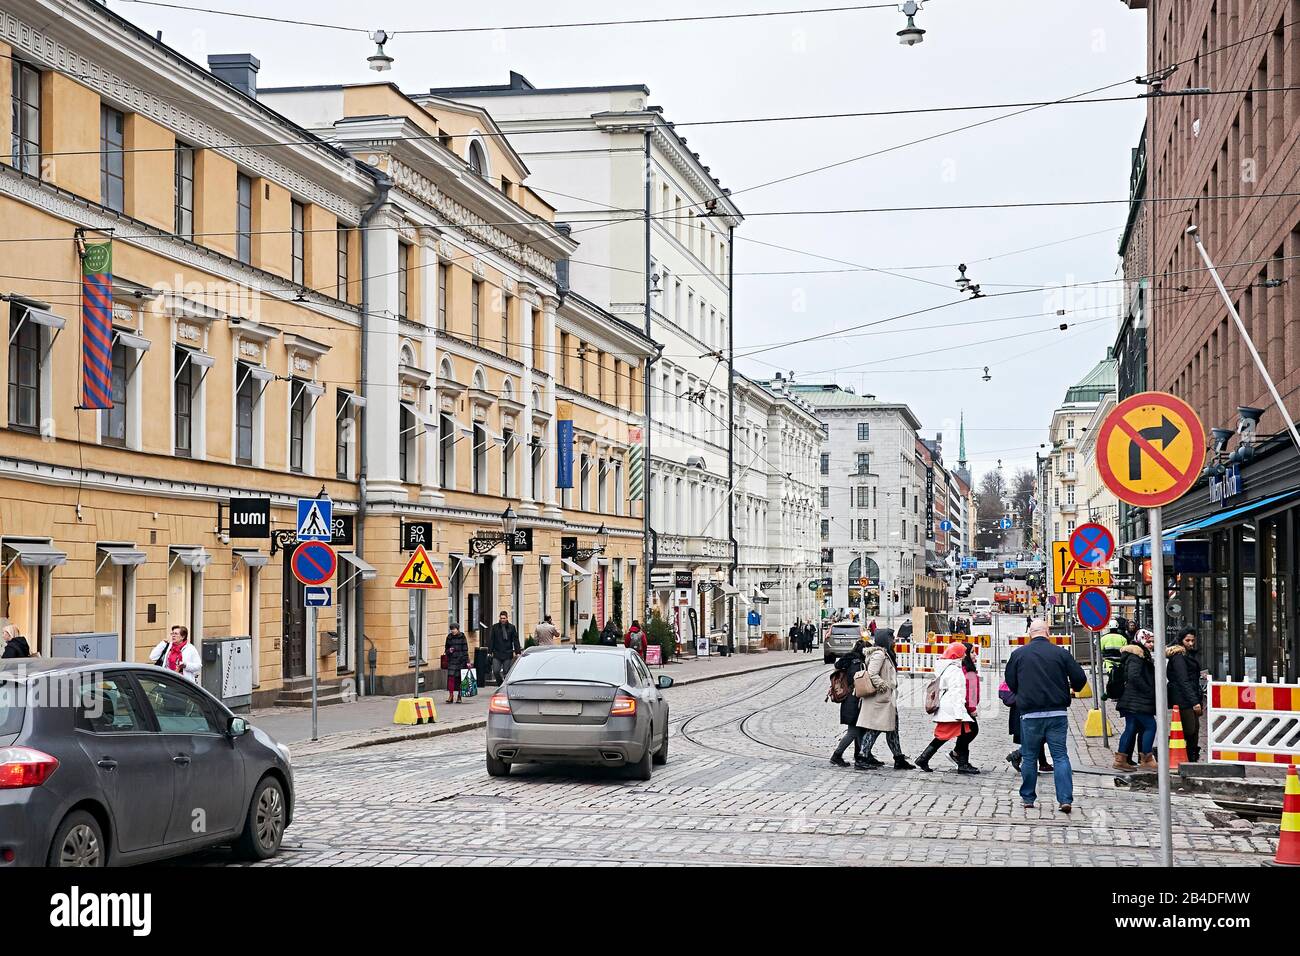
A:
[80,241,114,410]
[627,443,644,501]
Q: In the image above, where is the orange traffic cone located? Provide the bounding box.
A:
[1168,705,1188,772]
[1270,765,1300,867]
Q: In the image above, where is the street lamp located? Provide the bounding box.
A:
[367,30,394,72]
[897,1,926,46]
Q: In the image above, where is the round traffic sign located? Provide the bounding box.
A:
[1069,522,1114,568]
[858,577,869,587]
[1075,587,1111,632]
[291,541,337,586]
[1096,391,1206,507]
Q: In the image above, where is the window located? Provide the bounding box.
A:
[100,341,129,446]
[467,141,486,176]
[336,226,349,300]
[597,458,607,513]
[398,242,411,320]
[174,347,195,457]
[579,453,591,510]
[437,264,448,330]
[820,453,830,476]
[236,173,253,265]
[530,435,543,500]
[336,391,355,479]
[858,519,869,539]
[7,307,41,430]
[820,487,829,508]
[174,144,194,238]
[1066,420,1075,440]
[289,379,311,473]
[1066,452,1076,473]
[856,452,870,475]
[234,361,256,465]
[3,548,50,656]
[291,200,305,286]
[76,675,145,734]
[10,61,40,175]
[501,291,512,356]
[400,405,415,483]
[502,428,514,497]
[821,519,830,539]
[472,424,487,493]
[439,412,455,490]
[857,422,870,441]
[857,486,869,508]
[135,675,222,735]
[100,106,125,212]
[471,280,481,344]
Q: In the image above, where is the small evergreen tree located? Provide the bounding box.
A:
[647,611,674,662]
[611,581,624,632]
[582,618,601,645]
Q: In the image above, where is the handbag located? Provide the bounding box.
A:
[459,667,478,697]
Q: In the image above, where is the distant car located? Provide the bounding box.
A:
[824,622,867,664]
[957,598,972,613]
[972,609,993,626]
[0,659,293,867]
[485,646,672,780]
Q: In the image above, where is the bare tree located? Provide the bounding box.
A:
[974,470,1007,556]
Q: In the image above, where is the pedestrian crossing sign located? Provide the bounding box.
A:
[296,498,333,542]
[395,544,443,590]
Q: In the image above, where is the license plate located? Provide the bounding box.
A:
[539,700,583,716]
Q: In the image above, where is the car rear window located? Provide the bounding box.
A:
[0,681,25,736]
[508,651,626,685]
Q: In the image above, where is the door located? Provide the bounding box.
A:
[133,673,243,844]
[282,550,307,678]
[74,673,173,854]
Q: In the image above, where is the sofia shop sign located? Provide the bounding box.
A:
[1208,463,1243,506]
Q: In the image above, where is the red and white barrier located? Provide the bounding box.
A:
[1208,680,1300,766]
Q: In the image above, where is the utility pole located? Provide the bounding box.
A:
[641,126,654,621]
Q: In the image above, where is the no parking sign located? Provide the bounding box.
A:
[1075,587,1111,632]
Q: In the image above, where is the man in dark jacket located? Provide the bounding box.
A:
[1167,627,1203,763]
[1004,619,1088,812]
[488,612,521,685]
[789,620,801,653]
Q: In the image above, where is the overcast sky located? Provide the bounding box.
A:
[123,0,1147,480]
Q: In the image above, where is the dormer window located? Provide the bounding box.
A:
[468,141,486,176]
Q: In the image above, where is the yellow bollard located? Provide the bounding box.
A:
[1075,680,1093,700]
[1083,708,1115,737]
[393,697,439,725]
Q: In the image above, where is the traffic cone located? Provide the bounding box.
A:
[1268,765,1300,867]
[1168,705,1188,771]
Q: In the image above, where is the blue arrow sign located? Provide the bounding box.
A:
[939,519,953,531]
[998,518,1013,530]
[1004,560,1018,570]
[305,586,333,607]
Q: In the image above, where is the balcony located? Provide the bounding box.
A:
[1058,501,1078,516]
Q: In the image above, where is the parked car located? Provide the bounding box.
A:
[485,645,672,780]
[0,659,293,867]
[824,622,866,664]
[957,598,972,613]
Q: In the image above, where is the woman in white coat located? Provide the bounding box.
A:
[915,641,980,774]
[149,625,201,684]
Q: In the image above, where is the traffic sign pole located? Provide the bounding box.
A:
[309,605,318,742]
[1148,506,1173,867]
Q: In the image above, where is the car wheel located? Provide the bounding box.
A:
[234,776,287,861]
[486,750,511,777]
[629,732,654,780]
[653,723,668,766]
[47,810,105,867]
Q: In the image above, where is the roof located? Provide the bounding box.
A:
[783,383,922,430]
[1063,353,1118,405]
[429,71,650,98]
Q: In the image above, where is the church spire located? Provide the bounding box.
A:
[958,411,968,470]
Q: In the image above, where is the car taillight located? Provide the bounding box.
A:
[610,695,637,716]
[0,747,59,789]
[488,693,512,715]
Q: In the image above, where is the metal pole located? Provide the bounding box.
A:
[642,127,654,622]
[1148,505,1173,866]
[1190,227,1300,456]
[309,605,319,742]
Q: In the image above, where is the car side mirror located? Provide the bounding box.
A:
[228,716,250,737]
[657,675,674,690]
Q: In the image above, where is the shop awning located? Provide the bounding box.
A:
[97,544,147,570]
[452,554,477,574]
[233,549,269,568]
[338,551,377,586]
[169,547,211,571]
[562,558,592,578]
[2,540,67,570]
[1128,489,1300,557]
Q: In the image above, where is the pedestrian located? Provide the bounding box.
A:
[857,627,914,769]
[444,622,470,703]
[998,679,1050,773]
[868,618,877,637]
[1025,612,1032,630]
[829,639,867,768]
[1,621,31,659]
[915,642,980,774]
[599,618,620,646]
[532,614,559,647]
[1004,618,1088,812]
[1167,626,1204,763]
[789,619,801,653]
[625,620,648,660]
[149,625,201,684]
[1114,629,1159,771]
[488,611,521,685]
[896,618,913,642]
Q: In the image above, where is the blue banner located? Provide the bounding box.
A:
[556,419,574,488]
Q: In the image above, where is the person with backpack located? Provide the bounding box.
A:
[1114,629,1159,771]
[915,642,979,774]
[829,639,868,768]
[856,628,914,769]
[1004,618,1088,812]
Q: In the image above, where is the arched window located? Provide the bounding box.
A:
[439,356,455,381]
[467,141,486,176]
[399,342,415,367]
[472,367,487,392]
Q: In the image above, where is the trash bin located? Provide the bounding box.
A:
[474,646,492,688]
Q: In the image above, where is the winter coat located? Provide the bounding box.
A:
[933,658,970,724]
[834,653,864,726]
[445,632,470,675]
[998,682,1024,741]
[896,620,913,641]
[489,622,521,659]
[1117,643,1156,715]
[625,627,648,660]
[1004,636,1088,715]
[1166,644,1202,709]
[532,622,559,646]
[599,623,620,647]
[855,646,898,731]
[1100,630,1128,674]
[1,634,31,659]
[149,640,201,684]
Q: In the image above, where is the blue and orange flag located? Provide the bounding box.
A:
[80,241,113,410]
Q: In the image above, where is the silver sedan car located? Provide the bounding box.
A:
[485,645,672,780]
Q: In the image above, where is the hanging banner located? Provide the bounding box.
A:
[627,443,644,502]
[556,401,575,489]
[80,241,114,410]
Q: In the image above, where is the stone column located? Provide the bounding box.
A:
[364,204,404,497]
[518,283,539,517]
[541,292,563,519]
[419,228,444,505]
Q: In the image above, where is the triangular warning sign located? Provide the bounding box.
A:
[395,544,443,590]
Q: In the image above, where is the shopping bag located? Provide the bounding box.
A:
[459,667,478,697]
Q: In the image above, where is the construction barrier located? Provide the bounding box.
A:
[393,697,439,725]
[909,634,991,674]
[1271,766,1300,867]
[1208,680,1300,765]
[893,642,913,674]
[1007,634,1073,648]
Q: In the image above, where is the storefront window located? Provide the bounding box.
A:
[93,559,125,657]
[1240,525,1258,681]
[0,556,39,652]
[408,591,425,664]
[1260,516,1290,683]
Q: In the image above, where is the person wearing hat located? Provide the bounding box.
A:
[444,622,470,704]
[1115,628,1159,770]
[1004,618,1088,812]
[914,641,980,774]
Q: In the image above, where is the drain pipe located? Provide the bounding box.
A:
[726,223,738,652]
[355,166,392,697]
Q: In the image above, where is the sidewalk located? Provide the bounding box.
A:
[252,648,818,756]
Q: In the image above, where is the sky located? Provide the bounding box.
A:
[117,0,1148,482]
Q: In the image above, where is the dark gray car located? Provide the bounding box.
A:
[485,645,672,780]
[0,659,293,867]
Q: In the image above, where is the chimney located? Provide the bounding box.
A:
[208,54,261,99]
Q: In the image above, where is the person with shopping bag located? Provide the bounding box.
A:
[444,622,470,704]
[856,628,914,770]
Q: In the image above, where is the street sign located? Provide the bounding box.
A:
[1069,522,1115,568]
[1003,560,1018,571]
[506,528,533,552]
[401,521,433,552]
[291,541,336,587]
[1096,391,1206,507]
[331,514,354,548]
[808,579,819,591]
[747,610,761,627]
[395,544,443,589]
[998,518,1013,530]
[1076,587,1111,632]
[229,497,270,539]
[296,498,333,542]
[304,586,333,608]
[939,519,953,532]
[1051,540,1077,594]
[858,577,869,587]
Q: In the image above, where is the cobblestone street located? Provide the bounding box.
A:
[186,641,1278,867]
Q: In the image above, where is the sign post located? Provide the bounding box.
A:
[1096,391,1206,868]
[291,540,337,743]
